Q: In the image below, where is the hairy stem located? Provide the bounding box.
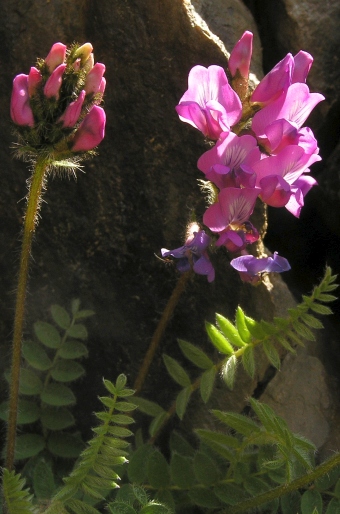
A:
[134,271,192,394]
[5,157,49,471]
[226,452,340,514]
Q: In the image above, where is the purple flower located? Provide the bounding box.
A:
[176,65,242,139]
[231,251,291,284]
[27,67,42,97]
[161,229,215,282]
[71,105,106,152]
[10,74,35,127]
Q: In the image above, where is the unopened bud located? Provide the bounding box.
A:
[45,42,67,72]
[44,63,66,99]
[84,63,106,95]
[58,90,86,128]
[229,31,253,79]
[71,105,106,152]
[75,43,93,65]
[10,74,35,127]
[28,67,42,97]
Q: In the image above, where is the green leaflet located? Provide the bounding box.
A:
[50,359,85,382]
[147,450,171,489]
[216,313,246,347]
[222,354,237,390]
[170,452,195,488]
[205,321,233,355]
[51,304,71,329]
[163,354,191,387]
[34,321,61,348]
[0,399,40,425]
[178,339,214,369]
[66,323,88,340]
[176,386,192,420]
[41,383,76,406]
[132,397,165,417]
[22,340,52,371]
[200,366,217,403]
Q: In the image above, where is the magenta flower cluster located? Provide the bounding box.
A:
[10,42,106,154]
[163,31,324,283]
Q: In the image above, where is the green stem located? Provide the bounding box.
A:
[5,157,49,471]
[226,452,340,514]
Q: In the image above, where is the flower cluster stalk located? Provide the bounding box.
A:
[134,271,192,394]
[6,156,49,471]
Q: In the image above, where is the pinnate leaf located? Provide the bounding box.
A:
[212,410,260,436]
[235,306,252,343]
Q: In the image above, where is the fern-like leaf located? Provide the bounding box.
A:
[2,469,37,514]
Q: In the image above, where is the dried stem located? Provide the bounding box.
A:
[134,271,192,394]
[5,157,49,471]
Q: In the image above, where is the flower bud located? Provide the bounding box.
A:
[28,67,42,97]
[44,63,67,99]
[84,63,106,95]
[45,42,67,72]
[58,90,86,128]
[292,51,313,83]
[71,105,106,152]
[228,31,253,79]
[10,74,35,127]
[74,43,93,65]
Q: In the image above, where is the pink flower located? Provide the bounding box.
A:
[251,54,294,105]
[228,31,253,79]
[203,187,258,233]
[58,90,86,128]
[71,105,106,152]
[10,74,35,127]
[44,42,67,72]
[27,67,42,97]
[44,63,67,99]
[84,63,106,95]
[292,51,313,83]
[253,145,320,213]
[197,131,261,189]
[176,65,242,139]
[252,83,325,140]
